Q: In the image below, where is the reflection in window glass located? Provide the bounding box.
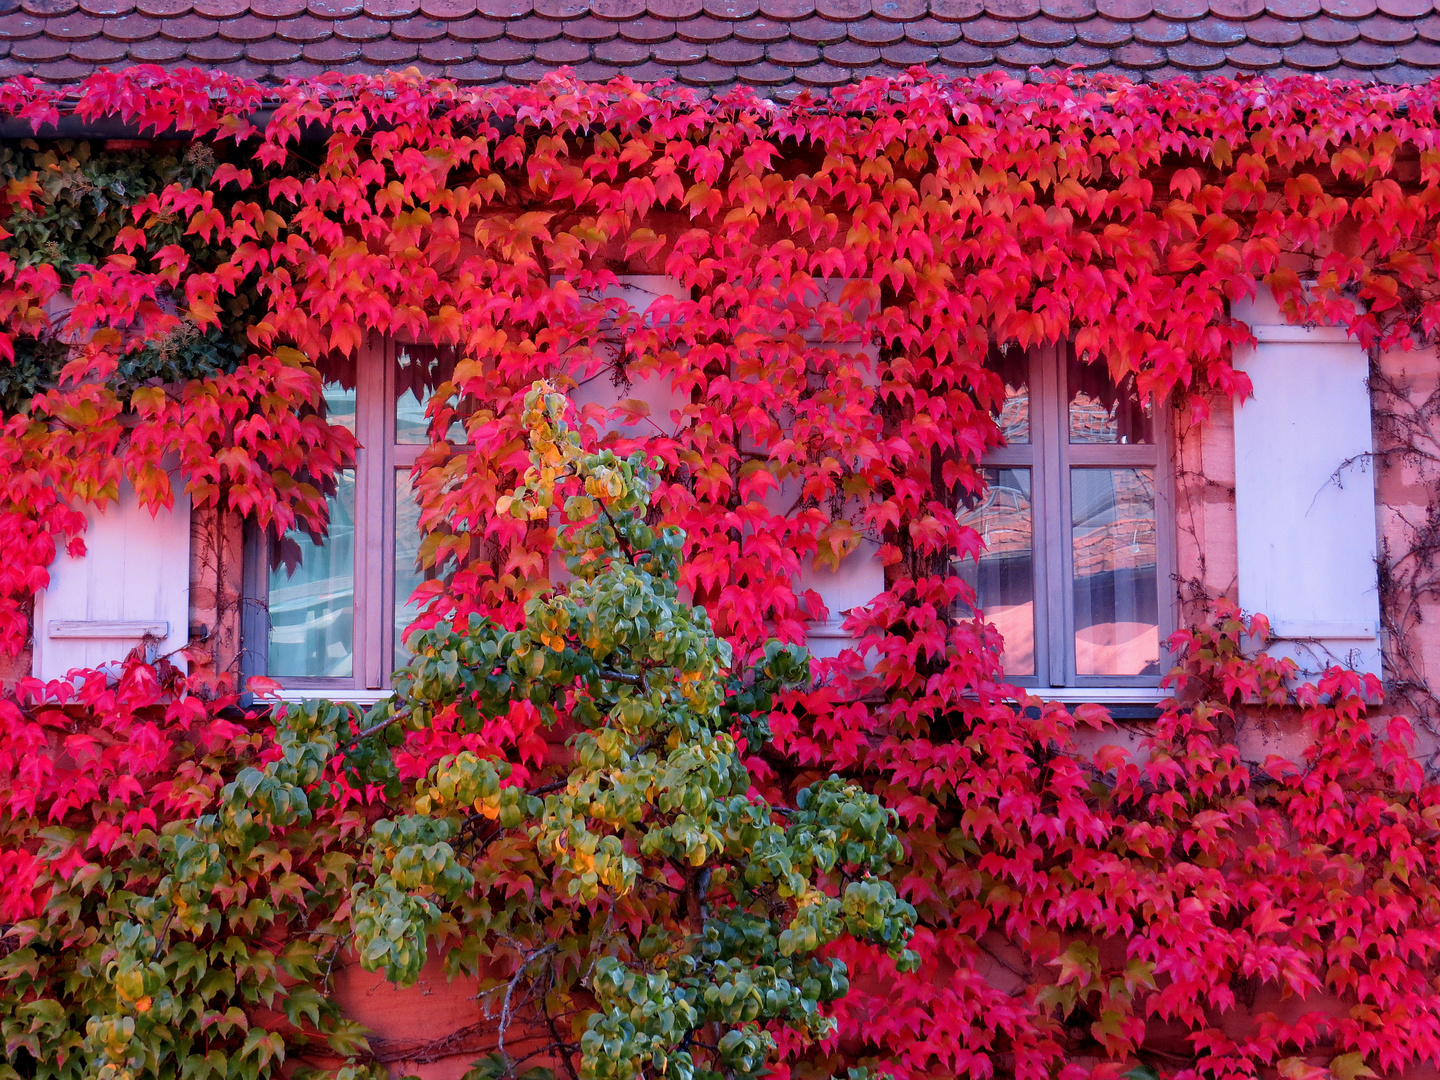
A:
[268,387,357,677]
[956,468,1035,676]
[394,471,427,669]
[1071,468,1159,677]
[990,345,1030,445]
[1067,349,1153,445]
[396,345,470,444]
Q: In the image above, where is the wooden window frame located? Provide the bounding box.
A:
[241,337,441,700]
[976,341,1175,693]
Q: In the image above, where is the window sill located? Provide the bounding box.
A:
[269,682,1165,711]
[273,687,395,706]
[1026,687,1167,705]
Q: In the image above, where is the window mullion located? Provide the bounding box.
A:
[1054,344,1081,687]
[1036,343,1066,689]
[383,342,403,688]
[356,337,388,691]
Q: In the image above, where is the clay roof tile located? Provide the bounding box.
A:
[1227,37,1282,62]
[904,15,961,39]
[1150,0,1204,19]
[872,0,924,18]
[1305,15,1360,39]
[961,14,1019,39]
[929,0,983,16]
[389,12,448,34]
[849,15,907,39]
[589,0,644,15]
[1018,15,1077,41]
[1357,13,1417,38]
[78,0,134,16]
[1245,14,1303,41]
[814,0,870,18]
[1131,14,1185,39]
[49,13,107,37]
[676,56,736,78]
[1208,0,1264,17]
[734,56,791,78]
[1074,14,1132,41]
[1039,0,1095,18]
[1053,36,1106,58]
[593,33,650,56]
[70,34,130,57]
[447,56,504,76]
[361,33,419,55]
[1321,0,1378,16]
[531,31,587,54]
[709,33,765,56]
[1111,37,1165,61]
[252,0,306,16]
[1284,37,1342,62]
[472,0,527,15]
[985,0,1041,20]
[418,33,473,55]
[767,36,820,59]
[1188,15,1246,42]
[616,15,675,39]
[104,11,162,38]
[161,13,223,38]
[1268,0,1321,18]
[563,14,619,36]
[1095,0,1151,19]
[1339,35,1395,57]
[473,30,532,52]
[1376,0,1430,14]
[194,0,247,15]
[758,0,813,16]
[792,57,853,79]
[880,37,937,58]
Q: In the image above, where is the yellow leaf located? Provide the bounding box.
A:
[1330,1054,1375,1080]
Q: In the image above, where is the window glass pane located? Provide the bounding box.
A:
[990,345,1030,445]
[396,344,470,444]
[956,467,1035,677]
[268,384,357,678]
[314,357,357,418]
[394,470,426,669]
[1067,350,1153,445]
[1071,467,1159,677]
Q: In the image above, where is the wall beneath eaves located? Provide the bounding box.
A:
[160,322,1440,1080]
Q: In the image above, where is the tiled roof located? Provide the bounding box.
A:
[0,0,1437,96]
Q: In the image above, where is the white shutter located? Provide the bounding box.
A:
[1231,293,1381,677]
[567,274,691,440]
[33,477,191,679]
[798,558,885,660]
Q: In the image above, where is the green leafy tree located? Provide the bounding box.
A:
[115,382,915,1080]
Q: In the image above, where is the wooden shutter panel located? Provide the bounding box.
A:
[1231,293,1381,677]
[33,478,191,680]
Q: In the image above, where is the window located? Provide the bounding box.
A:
[242,339,466,698]
[956,343,1172,692]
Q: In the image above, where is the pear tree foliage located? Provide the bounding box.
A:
[162,382,915,1080]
